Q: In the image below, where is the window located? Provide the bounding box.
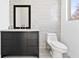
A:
[71,0,79,20]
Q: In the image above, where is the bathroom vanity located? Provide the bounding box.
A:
[0,29,39,58]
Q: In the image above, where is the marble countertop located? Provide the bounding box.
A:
[0,29,40,32]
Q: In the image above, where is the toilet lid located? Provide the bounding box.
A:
[51,41,67,49]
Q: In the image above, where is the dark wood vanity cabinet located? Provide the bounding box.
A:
[1,31,39,58]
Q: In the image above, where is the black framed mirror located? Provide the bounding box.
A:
[14,5,31,29]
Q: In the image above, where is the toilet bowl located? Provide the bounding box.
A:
[47,33,68,58]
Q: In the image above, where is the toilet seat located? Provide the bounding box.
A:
[51,41,67,50]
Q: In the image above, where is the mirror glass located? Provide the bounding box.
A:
[16,7,28,27]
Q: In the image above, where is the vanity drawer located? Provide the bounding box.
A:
[27,32,39,40]
[1,32,15,39]
[1,32,28,39]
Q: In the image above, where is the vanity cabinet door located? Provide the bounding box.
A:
[1,32,18,55]
[27,31,39,56]
[1,32,28,55]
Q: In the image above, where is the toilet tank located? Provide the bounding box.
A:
[47,33,57,42]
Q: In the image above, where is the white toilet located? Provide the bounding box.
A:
[47,33,68,58]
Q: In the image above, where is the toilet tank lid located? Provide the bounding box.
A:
[47,33,57,36]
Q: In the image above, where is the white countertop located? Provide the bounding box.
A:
[0,29,40,32]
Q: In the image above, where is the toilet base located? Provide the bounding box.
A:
[51,50,63,58]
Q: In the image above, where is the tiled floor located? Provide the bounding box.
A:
[39,48,52,58]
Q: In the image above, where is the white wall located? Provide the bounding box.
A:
[0,0,9,57]
[10,0,61,52]
[0,0,9,30]
[61,0,79,58]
